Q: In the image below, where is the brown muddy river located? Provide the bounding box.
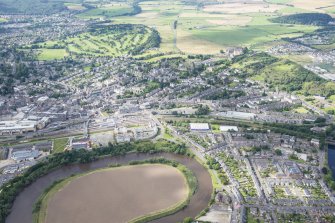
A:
[46,164,188,223]
[6,153,213,223]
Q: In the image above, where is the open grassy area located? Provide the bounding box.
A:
[64,3,86,11]
[0,18,6,23]
[190,15,317,49]
[1,0,329,55]
[78,3,134,19]
[0,0,81,14]
[289,0,335,13]
[163,128,174,140]
[37,49,68,61]
[293,106,310,114]
[232,52,322,92]
[109,0,320,55]
[52,138,68,153]
[30,24,159,60]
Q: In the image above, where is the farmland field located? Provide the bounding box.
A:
[65,3,86,11]
[42,164,188,223]
[20,0,335,57]
[77,3,135,18]
[0,0,82,14]
[290,0,335,13]
[203,2,285,14]
[109,0,322,54]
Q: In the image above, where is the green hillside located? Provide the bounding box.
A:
[232,52,324,92]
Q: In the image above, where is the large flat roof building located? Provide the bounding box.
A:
[0,120,36,135]
[190,123,210,131]
[219,111,256,120]
[11,149,40,162]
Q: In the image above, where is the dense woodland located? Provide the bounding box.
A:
[271,13,334,26]
[0,61,34,96]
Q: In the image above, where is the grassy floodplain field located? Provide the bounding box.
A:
[34,162,195,223]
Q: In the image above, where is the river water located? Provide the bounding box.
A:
[328,144,335,177]
[6,153,212,223]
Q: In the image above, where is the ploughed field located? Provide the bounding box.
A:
[45,164,188,223]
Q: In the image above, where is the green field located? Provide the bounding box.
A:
[0,18,6,22]
[232,52,322,92]
[37,49,68,61]
[78,3,135,18]
[326,7,335,14]
[30,24,160,60]
[52,138,69,153]
[279,6,310,14]
[0,0,332,55]
[15,0,333,57]
[108,0,322,55]
[293,107,309,114]
[0,0,81,14]
[190,15,317,48]
[64,3,86,11]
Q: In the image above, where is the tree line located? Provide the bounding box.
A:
[0,140,188,223]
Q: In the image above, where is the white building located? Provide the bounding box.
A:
[0,120,36,135]
[219,111,255,120]
[190,123,210,131]
[220,125,238,132]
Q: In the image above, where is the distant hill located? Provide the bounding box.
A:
[0,0,82,14]
[271,13,334,26]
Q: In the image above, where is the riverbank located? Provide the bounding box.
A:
[34,159,195,223]
[4,151,212,223]
[0,140,189,223]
